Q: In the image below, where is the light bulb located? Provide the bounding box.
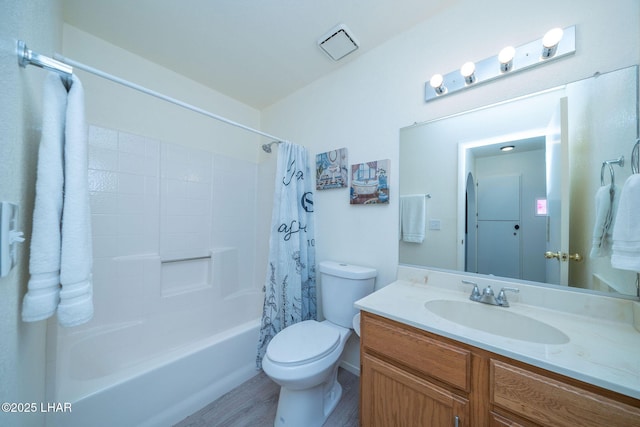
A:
[429,74,446,95]
[429,73,443,88]
[460,62,475,77]
[498,46,515,72]
[542,28,563,58]
[460,62,476,84]
[543,28,564,48]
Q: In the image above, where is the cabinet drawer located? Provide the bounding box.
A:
[491,360,640,427]
[489,411,528,427]
[362,313,471,392]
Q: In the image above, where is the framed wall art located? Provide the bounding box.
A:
[316,148,348,190]
[350,159,389,205]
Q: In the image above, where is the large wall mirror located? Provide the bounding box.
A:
[400,65,639,297]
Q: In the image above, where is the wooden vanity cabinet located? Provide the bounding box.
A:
[359,312,640,427]
[360,312,475,426]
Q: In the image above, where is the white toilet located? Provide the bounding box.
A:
[261,261,376,427]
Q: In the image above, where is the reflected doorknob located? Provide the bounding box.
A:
[544,251,583,262]
[568,253,583,262]
[544,251,562,260]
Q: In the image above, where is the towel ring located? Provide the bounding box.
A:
[600,155,624,186]
[600,162,615,186]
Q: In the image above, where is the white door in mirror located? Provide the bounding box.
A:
[0,202,25,277]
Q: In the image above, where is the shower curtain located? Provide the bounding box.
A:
[256,142,316,368]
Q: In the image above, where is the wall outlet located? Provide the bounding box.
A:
[428,219,441,230]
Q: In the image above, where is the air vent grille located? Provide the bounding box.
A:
[318,24,359,61]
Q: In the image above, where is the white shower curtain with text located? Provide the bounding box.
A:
[256,142,316,368]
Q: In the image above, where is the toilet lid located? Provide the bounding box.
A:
[266,320,340,366]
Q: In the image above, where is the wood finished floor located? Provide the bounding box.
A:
[173,368,359,427]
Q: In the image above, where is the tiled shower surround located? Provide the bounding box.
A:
[87,124,263,324]
[46,125,265,403]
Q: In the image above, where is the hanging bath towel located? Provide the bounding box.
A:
[22,73,67,322]
[399,194,426,243]
[589,184,619,258]
[57,74,93,327]
[611,175,640,271]
[22,73,93,327]
[256,142,316,368]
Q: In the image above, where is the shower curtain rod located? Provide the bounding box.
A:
[16,40,289,146]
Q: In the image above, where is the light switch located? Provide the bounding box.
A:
[1,202,25,278]
[428,219,441,230]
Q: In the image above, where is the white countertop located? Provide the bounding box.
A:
[355,266,640,400]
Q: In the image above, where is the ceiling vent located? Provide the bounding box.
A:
[317,24,359,61]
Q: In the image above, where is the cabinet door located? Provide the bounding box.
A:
[362,353,469,427]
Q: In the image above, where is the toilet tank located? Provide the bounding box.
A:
[319,261,377,328]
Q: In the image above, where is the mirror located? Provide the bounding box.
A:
[400,65,639,297]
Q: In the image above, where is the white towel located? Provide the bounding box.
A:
[22,73,93,327]
[58,74,93,327]
[400,194,426,243]
[611,175,640,271]
[22,73,67,322]
[589,184,619,258]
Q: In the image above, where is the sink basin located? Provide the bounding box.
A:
[424,299,570,344]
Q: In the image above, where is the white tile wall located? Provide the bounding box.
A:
[160,143,212,258]
[212,156,258,296]
[87,125,261,325]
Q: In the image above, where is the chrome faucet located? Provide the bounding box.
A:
[462,280,519,307]
[496,287,520,307]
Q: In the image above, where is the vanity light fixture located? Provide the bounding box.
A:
[425,25,575,102]
[498,46,515,72]
[460,61,476,85]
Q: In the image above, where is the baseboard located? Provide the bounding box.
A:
[339,360,360,377]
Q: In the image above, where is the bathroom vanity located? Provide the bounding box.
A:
[355,267,640,427]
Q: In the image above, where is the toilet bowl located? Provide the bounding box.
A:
[262,320,351,427]
[261,261,376,427]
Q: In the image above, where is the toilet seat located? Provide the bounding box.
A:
[266,320,340,366]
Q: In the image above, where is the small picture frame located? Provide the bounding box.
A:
[316,148,348,190]
[350,159,389,205]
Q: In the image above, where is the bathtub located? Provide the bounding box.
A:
[46,319,261,427]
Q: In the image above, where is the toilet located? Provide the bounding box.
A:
[261,261,376,427]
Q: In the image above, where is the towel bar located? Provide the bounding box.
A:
[161,255,211,264]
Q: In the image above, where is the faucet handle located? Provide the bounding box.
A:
[462,280,481,301]
[497,287,519,307]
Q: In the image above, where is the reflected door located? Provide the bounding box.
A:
[465,173,477,273]
[476,175,521,279]
[545,97,569,285]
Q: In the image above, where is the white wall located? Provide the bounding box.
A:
[62,24,265,163]
[262,0,640,370]
[0,1,62,426]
